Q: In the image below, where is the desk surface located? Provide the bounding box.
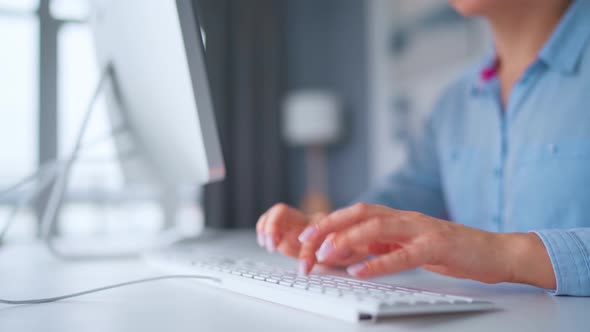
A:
[0,230,587,331]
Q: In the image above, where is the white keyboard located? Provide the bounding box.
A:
[144,247,494,322]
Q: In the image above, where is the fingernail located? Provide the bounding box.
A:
[298,260,310,275]
[315,241,335,262]
[266,235,276,253]
[298,226,318,243]
[346,263,367,277]
[257,233,265,247]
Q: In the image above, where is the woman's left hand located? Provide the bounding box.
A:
[297,203,556,289]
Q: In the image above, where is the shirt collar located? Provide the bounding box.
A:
[538,0,590,74]
[471,55,499,96]
[472,0,590,94]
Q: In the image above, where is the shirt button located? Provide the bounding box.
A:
[492,216,501,224]
[548,144,558,155]
[493,168,502,178]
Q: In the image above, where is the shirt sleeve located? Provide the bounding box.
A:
[533,228,590,296]
[356,111,447,219]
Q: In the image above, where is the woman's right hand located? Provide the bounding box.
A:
[256,203,369,274]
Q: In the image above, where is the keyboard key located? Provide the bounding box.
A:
[308,285,323,292]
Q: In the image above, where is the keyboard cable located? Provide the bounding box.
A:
[0,275,221,305]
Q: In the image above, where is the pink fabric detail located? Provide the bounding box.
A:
[480,58,499,82]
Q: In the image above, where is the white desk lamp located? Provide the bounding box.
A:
[282,90,343,214]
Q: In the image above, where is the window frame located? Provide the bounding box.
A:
[0,0,85,233]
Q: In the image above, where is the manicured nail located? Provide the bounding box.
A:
[257,232,265,247]
[266,235,276,253]
[315,241,335,262]
[298,260,310,275]
[346,263,367,277]
[298,226,318,243]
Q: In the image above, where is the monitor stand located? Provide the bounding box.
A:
[38,63,197,261]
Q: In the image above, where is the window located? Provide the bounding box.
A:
[0,0,39,239]
[50,0,89,20]
[0,4,39,187]
[0,0,38,12]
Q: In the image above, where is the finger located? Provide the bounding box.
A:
[277,214,316,258]
[298,203,393,244]
[263,203,307,253]
[299,239,361,274]
[346,244,431,278]
[422,264,453,276]
[334,216,418,249]
[255,212,269,247]
[297,213,327,275]
[316,216,418,263]
[297,204,393,262]
[276,235,302,258]
[300,241,373,274]
[298,241,317,275]
[322,246,369,267]
[368,242,401,256]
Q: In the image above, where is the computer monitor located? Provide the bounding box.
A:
[89,0,225,188]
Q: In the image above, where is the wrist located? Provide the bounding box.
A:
[500,232,556,289]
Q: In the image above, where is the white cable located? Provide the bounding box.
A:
[0,125,126,202]
[0,152,134,245]
[41,64,113,245]
[0,165,60,243]
[0,162,62,201]
[0,275,221,305]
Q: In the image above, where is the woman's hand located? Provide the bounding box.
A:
[297,203,557,289]
[256,203,368,273]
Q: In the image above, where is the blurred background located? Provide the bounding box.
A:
[0,0,490,242]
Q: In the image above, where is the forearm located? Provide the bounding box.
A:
[499,233,556,290]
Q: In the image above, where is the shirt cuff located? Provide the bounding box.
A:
[533,230,590,296]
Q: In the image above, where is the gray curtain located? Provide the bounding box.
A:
[195,0,286,228]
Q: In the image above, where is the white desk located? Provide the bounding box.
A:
[0,230,587,331]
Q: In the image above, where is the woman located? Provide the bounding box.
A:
[257,0,590,296]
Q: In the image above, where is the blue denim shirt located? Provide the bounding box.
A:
[361,0,590,296]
